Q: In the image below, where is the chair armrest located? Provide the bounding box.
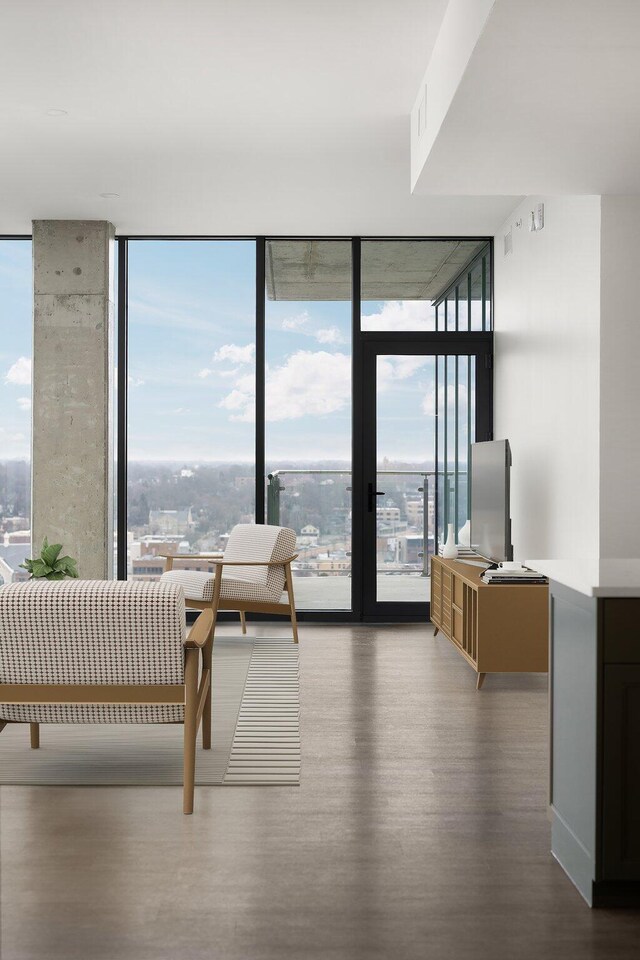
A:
[184,609,214,649]
[207,555,298,567]
[159,553,223,560]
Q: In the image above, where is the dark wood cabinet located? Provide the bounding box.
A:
[550,588,640,905]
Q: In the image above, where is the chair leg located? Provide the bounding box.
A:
[30,723,40,749]
[284,563,299,644]
[240,611,247,635]
[183,649,199,815]
[202,638,213,750]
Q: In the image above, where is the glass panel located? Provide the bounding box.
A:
[457,281,468,331]
[375,354,436,603]
[446,290,456,332]
[265,240,352,611]
[470,261,484,331]
[126,240,255,581]
[0,239,32,584]
[483,254,491,331]
[435,355,476,551]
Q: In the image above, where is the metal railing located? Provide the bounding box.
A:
[267,469,444,577]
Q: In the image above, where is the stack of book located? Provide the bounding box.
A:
[481,567,548,585]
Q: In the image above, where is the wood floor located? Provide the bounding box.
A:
[1,623,639,959]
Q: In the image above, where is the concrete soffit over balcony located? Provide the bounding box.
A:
[265,239,487,301]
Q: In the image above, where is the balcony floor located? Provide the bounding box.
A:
[294,574,430,610]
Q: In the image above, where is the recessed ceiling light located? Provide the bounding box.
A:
[99,192,120,199]
[45,108,68,117]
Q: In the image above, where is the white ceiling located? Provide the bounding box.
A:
[413,0,640,195]
[0,0,517,236]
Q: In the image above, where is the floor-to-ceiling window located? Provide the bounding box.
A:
[265,240,352,611]
[0,239,32,584]
[119,236,492,620]
[124,240,256,581]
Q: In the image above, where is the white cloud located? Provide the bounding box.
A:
[282,311,310,332]
[128,375,145,388]
[198,368,213,379]
[213,343,255,365]
[421,383,468,416]
[377,355,430,391]
[5,356,31,386]
[16,397,31,410]
[361,300,434,332]
[219,351,351,423]
[281,312,345,345]
[315,326,343,345]
[0,425,27,457]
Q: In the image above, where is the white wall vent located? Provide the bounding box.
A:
[504,228,513,256]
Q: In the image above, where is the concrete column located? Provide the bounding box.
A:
[32,221,115,579]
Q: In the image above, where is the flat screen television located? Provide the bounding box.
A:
[470,439,513,563]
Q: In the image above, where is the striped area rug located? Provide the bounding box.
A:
[0,637,300,787]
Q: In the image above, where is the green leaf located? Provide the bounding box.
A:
[56,557,79,578]
[42,542,62,567]
[30,559,51,578]
[19,559,34,572]
[46,571,66,581]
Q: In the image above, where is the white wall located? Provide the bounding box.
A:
[493,196,601,561]
[411,0,496,191]
[599,197,640,558]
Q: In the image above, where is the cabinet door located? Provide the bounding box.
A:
[602,664,640,880]
[431,560,442,626]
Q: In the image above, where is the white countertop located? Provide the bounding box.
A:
[525,559,640,598]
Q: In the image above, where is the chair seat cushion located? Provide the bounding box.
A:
[160,570,278,604]
[0,704,184,724]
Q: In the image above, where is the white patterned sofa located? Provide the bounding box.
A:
[0,579,213,814]
[160,523,299,642]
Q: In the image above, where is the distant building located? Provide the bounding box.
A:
[298,524,319,546]
[0,544,31,585]
[148,508,194,536]
[405,500,424,526]
[376,506,401,523]
[1,516,29,534]
[397,534,424,565]
[3,529,31,545]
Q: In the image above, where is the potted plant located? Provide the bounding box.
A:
[20,538,79,580]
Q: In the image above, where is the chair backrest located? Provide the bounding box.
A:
[224,524,297,599]
[0,580,186,686]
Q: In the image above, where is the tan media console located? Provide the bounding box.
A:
[430,555,549,688]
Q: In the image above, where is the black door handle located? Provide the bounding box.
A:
[367,482,386,512]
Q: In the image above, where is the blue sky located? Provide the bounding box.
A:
[0,240,32,459]
[1,238,467,466]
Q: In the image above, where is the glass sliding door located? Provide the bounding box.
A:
[264,240,352,611]
[125,240,256,581]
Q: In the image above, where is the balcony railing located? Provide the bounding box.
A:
[267,469,444,578]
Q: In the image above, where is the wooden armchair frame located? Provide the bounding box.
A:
[0,608,214,814]
[161,553,299,644]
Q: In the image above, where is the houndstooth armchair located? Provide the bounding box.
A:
[160,523,299,643]
[0,579,213,814]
